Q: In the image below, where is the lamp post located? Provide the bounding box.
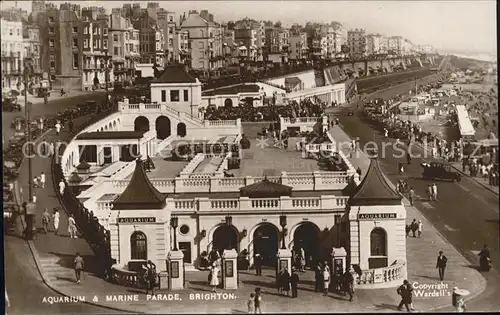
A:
[170,216,178,251]
[279,214,287,250]
[23,55,34,201]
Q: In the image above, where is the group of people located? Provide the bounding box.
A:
[405,218,423,238]
[40,207,78,238]
[276,268,300,298]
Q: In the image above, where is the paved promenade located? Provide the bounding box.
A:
[11,117,485,313]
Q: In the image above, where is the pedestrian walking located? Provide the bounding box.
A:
[254,253,262,276]
[68,215,77,238]
[436,250,448,281]
[49,142,55,157]
[432,183,438,201]
[68,120,74,133]
[315,265,323,292]
[41,208,51,234]
[247,293,255,313]
[59,180,66,195]
[290,268,299,298]
[32,194,37,203]
[53,208,60,235]
[74,252,84,284]
[55,121,62,135]
[143,260,157,295]
[39,172,46,188]
[210,263,220,292]
[410,219,417,237]
[417,220,423,238]
[343,268,355,302]
[281,268,290,296]
[398,161,404,175]
[427,184,433,201]
[397,280,414,312]
[33,176,39,188]
[409,187,416,206]
[322,267,330,296]
[254,288,262,314]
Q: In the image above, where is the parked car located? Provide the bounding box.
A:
[421,161,461,182]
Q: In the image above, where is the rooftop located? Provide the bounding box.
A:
[153,64,197,84]
[76,131,145,140]
[202,84,261,96]
[349,152,402,206]
[113,159,166,210]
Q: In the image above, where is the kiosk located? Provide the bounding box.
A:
[222,249,238,289]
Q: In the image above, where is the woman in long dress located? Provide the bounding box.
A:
[53,208,60,235]
[210,264,219,292]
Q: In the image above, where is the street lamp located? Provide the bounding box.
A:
[279,214,287,249]
[23,55,34,202]
[170,216,179,251]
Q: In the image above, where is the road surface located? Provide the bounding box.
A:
[326,74,500,311]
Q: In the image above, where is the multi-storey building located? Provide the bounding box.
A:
[379,36,389,54]
[80,7,113,91]
[402,39,414,56]
[366,33,383,56]
[173,28,190,65]
[180,10,224,70]
[233,18,265,61]
[264,27,280,53]
[417,44,434,54]
[347,28,367,58]
[22,19,43,91]
[278,28,290,53]
[388,36,404,55]
[146,3,177,63]
[289,32,308,61]
[109,8,139,85]
[1,12,24,91]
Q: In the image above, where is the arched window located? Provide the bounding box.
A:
[130,231,147,260]
[370,228,387,256]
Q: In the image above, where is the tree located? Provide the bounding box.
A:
[274,21,282,28]
[227,21,235,30]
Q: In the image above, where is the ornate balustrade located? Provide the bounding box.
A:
[179,153,205,178]
[109,170,350,193]
[110,266,142,288]
[356,261,406,287]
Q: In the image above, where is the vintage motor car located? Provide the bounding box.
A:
[421,161,461,182]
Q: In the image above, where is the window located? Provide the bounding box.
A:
[170,90,180,102]
[169,16,173,22]
[201,30,204,37]
[113,34,118,42]
[84,26,88,34]
[49,39,54,47]
[50,75,55,81]
[130,231,147,260]
[17,28,20,36]
[334,214,341,225]
[73,53,79,69]
[73,38,78,48]
[72,26,78,33]
[79,145,97,162]
[103,28,108,35]
[199,41,204,49]
[83,39,88,48]
[49,26,54,34]
[183,90,188,102]
[93,40,98,48]
[370,228,387,256]
[103,40,107,49]
[161,90,166,102]
[113,47,118,55]
[179,225,190,235]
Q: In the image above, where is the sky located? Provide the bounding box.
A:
[2,0,497,55]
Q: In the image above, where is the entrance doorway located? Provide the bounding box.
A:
[155,116,171,140]
[253,223,279,267]
[224,98,233,108]
[293,222,320,269]
[176,123,187,137]
[134,116,150,132]
[178,242,192,264]
[212,225,238,256]
[103,147,112,164]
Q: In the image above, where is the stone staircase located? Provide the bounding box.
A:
[38,255,79,289]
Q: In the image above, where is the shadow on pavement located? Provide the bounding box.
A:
[373,303,400,311]
[242,280,277,290]
[48,251,100,275]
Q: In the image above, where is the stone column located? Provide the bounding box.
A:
[222,249,238,289]
[167,250,185,290]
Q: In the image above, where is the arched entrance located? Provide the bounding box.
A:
[176,122,186,137]
[253,223,279,267]
[155,115,171,140]
[134,116,150,132]
[293,222,320,269]
[212,225,239,255]
[224,98,233,108]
